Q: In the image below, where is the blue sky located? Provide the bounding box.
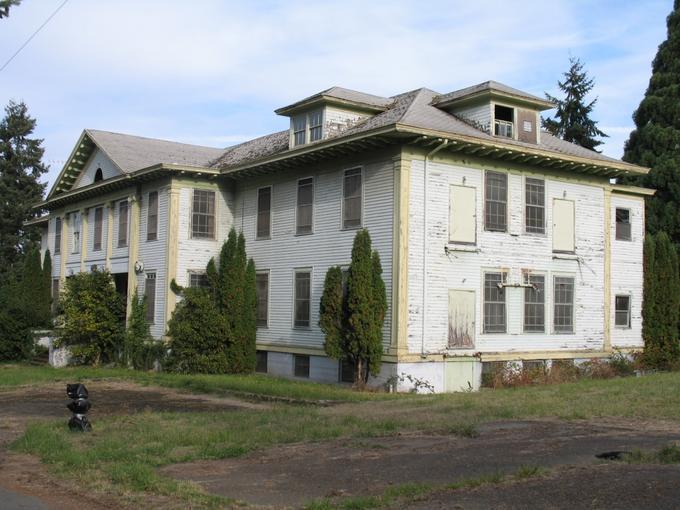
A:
[0,0,672,189]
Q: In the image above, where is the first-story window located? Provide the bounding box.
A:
[191,190,215,239]
[554,276,575,333]
[188,271,209,288]
[483,272,506,333]
[256,271,269,327]
[145,272,156,323]
[294,270,311,328]
[294,354,310,378]
[54,217,62,254]
[615,295,631,328]
[523,273,545,332]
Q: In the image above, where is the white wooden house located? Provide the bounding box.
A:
[34,81,652,391]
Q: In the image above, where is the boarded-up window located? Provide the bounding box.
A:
[615,208,631,241]
[93,207,103,251]
[485,172,507,232]
[54,217,62,254]
[294,354,310,378]
[145,272,156,323]
[147,191,158,241]
[191,190,215,239]
[524,274,545,332]
[71,212,81,253]
[256,351,268,373]
[483,272,506,333]
[256,187,271,238]
[449,185,476,244]
[517,109,537,144]
[294,270,311,328]
[296,178,314,235]
[343,168,362,229]
[525,178,545,234]
[118,200,128,247]
[615,295,631,328]
[552,199,575,252]
[256,272,269,327]
[448,289,475,348]
[554,276,574,333]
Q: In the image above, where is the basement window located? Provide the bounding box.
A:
[294,354,310,378]
[494,105,514,138]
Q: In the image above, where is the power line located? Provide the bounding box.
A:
[0,0,69,74]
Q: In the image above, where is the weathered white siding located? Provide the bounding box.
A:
[449,103,492,133]
[408,157,608,355]
[233,156,394,351]
[610,195,644,348]
[324,106,370,139]
[73,149,121,189]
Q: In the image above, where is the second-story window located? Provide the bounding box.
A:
[118,200,128,247]
[191,190,215,239]
[54,217,62,254]
[147,191,158,241]
[296,178,313,235]
[293,116,306,146]
[71,212,81,253]
[343,168,362,229]
[525,178,545,234]
[93,207,103,251]
[615,208,631,241]
[257,187,272,239]
[485,171,507,232]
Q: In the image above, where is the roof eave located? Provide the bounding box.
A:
[275,95,390,116]
[435,89,554,111]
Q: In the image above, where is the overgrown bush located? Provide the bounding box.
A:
[57,269,125,365]
[0,308,33,361]
[123,289,165,370]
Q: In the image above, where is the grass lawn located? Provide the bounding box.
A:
[4,365,680,508]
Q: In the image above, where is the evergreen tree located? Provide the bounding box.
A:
[623,1,680,240]
[19,247,42,327]
[320,266,346,361]
[0,0,21,19]
[241,257,257,371]
[641,235,657,347]
[0,101,48,283]
[542,57,608,151]
[124,290,164,370]
[41,250,52,325]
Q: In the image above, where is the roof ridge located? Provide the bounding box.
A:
[85,129,224,151]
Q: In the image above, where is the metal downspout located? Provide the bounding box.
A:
[421,139,449,356]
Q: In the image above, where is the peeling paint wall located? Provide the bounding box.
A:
[324,106,370,139]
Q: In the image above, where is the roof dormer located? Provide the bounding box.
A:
[432,81,554,145]
[275,87,392,149]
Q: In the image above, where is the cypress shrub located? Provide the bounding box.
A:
[124,289,164,370]
[41,250,52,326]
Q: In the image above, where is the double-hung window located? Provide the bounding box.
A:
[615,208,631,241]
[554,276,575,333]
[483,272,506,333]
[118,200,128,247]
[145,272,156,323]
[191,190,215,239]
[93,207,103,251]
[293,116,306,146]
[256,272,269,327]
[147,191,158,241]
[71,212,81,253]
[309,111,323,142]
[485,171,507,232]
[54,217,62,254]
[296,178,313,235]
[256,187,272,238]
[615,295,631,328]
[523,274,545,332]
[188,271,209,288]
[294,270,311,328]
[525,178,545,234]
[343,168,362,229]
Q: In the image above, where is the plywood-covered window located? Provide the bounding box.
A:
[552,199,575,253]
[449,185,476,244]
[483,272,506,333]
[118,200,128,247]
[145,272,156,323]
[296,178,314,235]
[615,295,631,328]
[93,207,103,251]
[294,270,311,328]
[448,289,475,348]
[525,178,545,234]
[256,271,269,328]
[553,276,574,333]
[256,186,272,239]
[54,217,62,254]
[615,208,631,241]
[191,190,215,239]
[343,168,362,229]
[485,171,507,232]
[147,191,158,241]
[523,274,545,332]
[71,212,81,253]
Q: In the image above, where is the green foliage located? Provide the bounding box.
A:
[124,289,164,370]
[0,101,48,283]
[542,57,608,151]
[0,0,21,19]
[18,247,51,328]
[58,269,125,365]
[640,232,680,369]
[321,230,387,384]
[0,307,32,360]
[623,2,680,239]
[167,227,256,374]
[165,288,229,373]
[41,250,52,322]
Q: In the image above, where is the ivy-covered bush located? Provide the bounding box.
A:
[57,269,125,365]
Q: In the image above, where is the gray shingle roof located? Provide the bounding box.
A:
[86,129,225,173]
[275,86,393,114]
[433,80,552,107]
[211,130,289,168]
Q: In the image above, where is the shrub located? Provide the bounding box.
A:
[124,289,165,370]
[0,308,33,361]
[57,269,125,365]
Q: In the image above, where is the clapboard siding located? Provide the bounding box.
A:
[73,149,121,189]
[610,195,644,348]
[450,104,492,133]
[84,203,108,267]
[234,156,394,351]
[408,157,610,355]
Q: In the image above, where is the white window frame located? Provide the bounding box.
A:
[117,200,129,248]
[93,206,104,252]
[147,191,159,242]
[552,274,576,334]
[54,216,62,255]
[190,189,216,240]
[614,294,632,329]
[484,170,508,233]
[256,185,273,240]
[292,110,324,147]
[292,267,312,329]
[482,270,508,334]
[295,177,314,235]
[256,270,270,328]
[187,270,209,288]
[524,176,546,235]
[341,167,363,230]
[522,271,546,333]
[615,207,632,241]
[71,211,81,254]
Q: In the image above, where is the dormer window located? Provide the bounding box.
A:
[292,110,323,147]
[494,105,514,138]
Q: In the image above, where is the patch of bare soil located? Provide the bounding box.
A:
[0,380,268,509]
[161,420,680,508]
